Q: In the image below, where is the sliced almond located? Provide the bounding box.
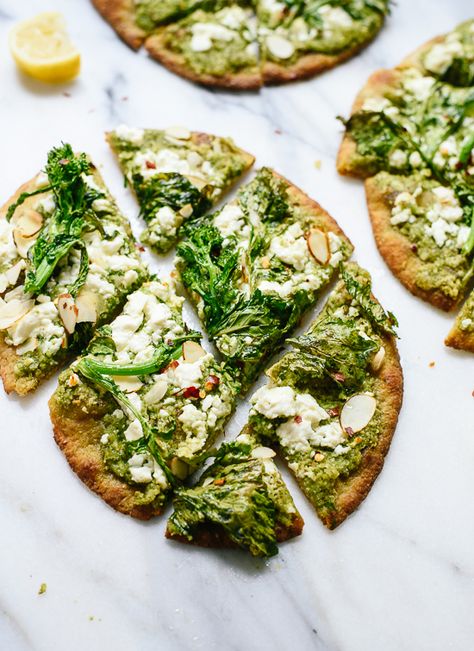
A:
[13,229,35,258]
[144,380,168,405]
[182,340,206,363]
[76,293,97,324]
[57,293,78,335]
[179,203,193,218]
[170,457,190,480]
[371,346,386,372]
[5,260,26,287]
[307,229,330,265]
[112,376,143,393]
[185,175,207,190]
[0,298,34,330]
[340,394,377,434]
[15,209,43,238]
[251,446,276,459]
[266,34,295,60]
[165,126,191,140]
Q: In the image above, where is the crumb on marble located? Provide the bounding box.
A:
[38,583,47,595]
[314,160,322,169]
[428,361,435,368]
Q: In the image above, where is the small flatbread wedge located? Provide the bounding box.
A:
[50,278,238,519]
[107,125,255,254]
[366,172,472,312]
[257,0,389,85]
[0,144,147,396]
[166,435,304,557]
[445,289,474,352]
[145,4,262,89]
[245,263,402,529]
[177,167,353,392]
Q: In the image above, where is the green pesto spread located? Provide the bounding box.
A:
[167,436,301,557]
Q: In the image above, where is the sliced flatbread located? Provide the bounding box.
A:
[91,0,147,49]
[107,125,254,253]
[50,278,238,519]
[177,167,353,392]
[166,435,304,556]
[145,4,262,89]
[257,0,389,85]
[0,144,147,395]
[445,289,474,352]
[246,263,402,529]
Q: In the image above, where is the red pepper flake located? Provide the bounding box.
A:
[214,478,225,486]
[63,92,71,98]
[411,244,418,253]
[328,407,340,417]
[182,386,200,399]
[204,375,220,392]
[134,242,145,252]
[333,372,345,383]
[275,129,282,135]
[145,160,156,169]
[294,415,302,424]
[345,427,355,437]
[164,360,179,372]
[59,158,70,165]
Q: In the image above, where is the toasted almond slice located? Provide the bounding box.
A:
[5,260,26,287]
[340,394,377,434]
[371,346,386,372]
[307,229,330,265]
[170,457,190,480]
[179,203,193,218]
[165,126,191,140]
[15,209,43,238]
[13,229,35,258]
[57,293,78,334]
[185,175,207,190]
[251,446,276,459]
[0,298,34,330]
[266,34,295,60]
[76,293,97,324]
[182,340,206,363]
[112,376,143,393]
[144,380,168,405]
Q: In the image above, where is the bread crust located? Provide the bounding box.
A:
[445,291,474,352]
[165,513,304,550]
[91,0,146,49]
[49,390,164,520]
[144,31,263,89]
[365,175,462,311]
[336,68,400,178]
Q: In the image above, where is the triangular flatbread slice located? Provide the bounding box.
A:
[107,125,255,253]
[445,289,474,352]
[245,263,402,529]
[0,144,147,395]
[177,167,353,392]
[166,435,304,557]
[50,277,239,519]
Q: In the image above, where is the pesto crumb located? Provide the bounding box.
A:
[38,583,47,595]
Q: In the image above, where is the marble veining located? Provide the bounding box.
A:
[0,1,473,650]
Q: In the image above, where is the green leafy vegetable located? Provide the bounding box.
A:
[7,143,104,296]
[340,266,398,335]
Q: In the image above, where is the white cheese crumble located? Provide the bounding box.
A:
[114,124,144,143]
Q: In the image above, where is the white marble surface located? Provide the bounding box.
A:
[0,1,473,650]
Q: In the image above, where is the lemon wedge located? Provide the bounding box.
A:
[10,12,80,84]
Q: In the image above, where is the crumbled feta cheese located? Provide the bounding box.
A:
[389,149,408,168]
[114,124,144,143]
[424,39,464,74]
[190,22,235,52]
[123,419,143,441]
[270,222,308,271]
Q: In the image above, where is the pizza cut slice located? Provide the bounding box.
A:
[144,3,262,89]
[245,263,402,529]
[365,171,472,311]
[256,0,389,84]
[50,277,239,519]
[166,434,304,557]
[107,125,255,254]
[177,167,353,392]
[445,289,474,353]
[0,144,147,395]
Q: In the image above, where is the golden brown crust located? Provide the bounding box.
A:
[49,391,163,520]
[91,0,146,50]
[144,31,262,89]
[365,176,460,311]
[325,334,403,528]
[263,34,379,86]
[165,514,305,550]
[336,68,400,178]
[398,34,444,71]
